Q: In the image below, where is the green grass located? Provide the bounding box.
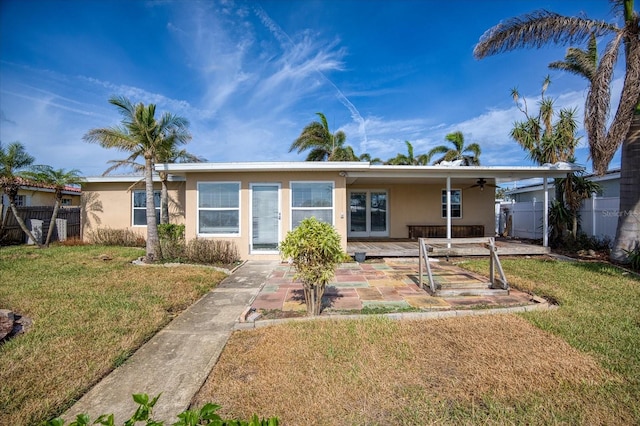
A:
[460,257,640,420]
[195,257,640,425]
[0,245,227,425]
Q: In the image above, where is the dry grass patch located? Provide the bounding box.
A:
[194,315,625,425]
[0,245,226,425]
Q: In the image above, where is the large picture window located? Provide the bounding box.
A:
[132,190,161,226]
[441,189,462,219]
[291,181,334,227]
[198,182,240,235]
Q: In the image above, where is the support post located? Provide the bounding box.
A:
[446,176,451,248]
[543,178,549,247]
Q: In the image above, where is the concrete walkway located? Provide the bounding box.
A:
[63,260,276,424]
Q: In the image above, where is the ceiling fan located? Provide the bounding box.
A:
[466,178,499,191]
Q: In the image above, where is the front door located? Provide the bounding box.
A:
[251,184,280,253]
[348,190,388,237]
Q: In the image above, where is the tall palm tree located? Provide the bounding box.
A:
[290,112,351,161]
[84,96,191,262]
[0,141,42,247]
[548,32,598,82]
[386,141,431,165]
[21,166,84,247]
[358,153,384,164]
[474,0,640,262]
[429,131,481,165]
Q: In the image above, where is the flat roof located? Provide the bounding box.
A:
[156,161,585,183]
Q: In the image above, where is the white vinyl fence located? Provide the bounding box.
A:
[498,196,620,241]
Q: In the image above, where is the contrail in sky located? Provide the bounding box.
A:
[254,5,369,151]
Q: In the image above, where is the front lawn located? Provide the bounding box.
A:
[194,257,640,425]
[0,245,227,425]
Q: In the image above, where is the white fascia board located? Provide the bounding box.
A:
[156,161,370,173]
[83,174,186,183]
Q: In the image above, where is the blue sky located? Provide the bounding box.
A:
[0,0,623,177]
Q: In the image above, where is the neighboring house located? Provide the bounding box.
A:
[81,162,582,260]
[1,177,82,220]
[499,169,620,240]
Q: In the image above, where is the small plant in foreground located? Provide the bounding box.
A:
[279,217,346,316]
[158,223,186,261]
[46,393,278,426]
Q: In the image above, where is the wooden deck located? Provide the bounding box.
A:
[347,238,550,257]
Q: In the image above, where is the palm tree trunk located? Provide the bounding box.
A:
[611,110,640,262]
[44,200,61,247]
[160,175,169,224]
[9,203,43,248]
[144,156,160,262]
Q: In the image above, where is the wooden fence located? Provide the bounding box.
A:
[0,206,81,245]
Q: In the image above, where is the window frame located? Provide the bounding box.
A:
[290,181,335,228]
[132,190,161,227]
[197,181,242,237]
[441,188,462,219]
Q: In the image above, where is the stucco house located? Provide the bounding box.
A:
[81,161,583,260]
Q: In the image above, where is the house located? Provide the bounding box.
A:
[499,168,620,241]
[1,178,82,244]
[81,162,583,260]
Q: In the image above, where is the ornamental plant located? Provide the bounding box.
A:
[279,217,346,316]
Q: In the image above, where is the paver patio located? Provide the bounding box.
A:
[250,258,535,317]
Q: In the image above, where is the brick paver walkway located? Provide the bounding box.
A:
[251,259,533,315]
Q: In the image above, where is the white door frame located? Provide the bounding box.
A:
[249,183,281,254]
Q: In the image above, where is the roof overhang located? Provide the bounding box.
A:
[155,161,584,185]
[83,174,186,184]
[156,161,584,183]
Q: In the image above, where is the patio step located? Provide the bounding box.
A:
[433,282,509,297]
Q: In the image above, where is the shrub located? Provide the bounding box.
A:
[279,217,346,316]
[622,242,640,271]
[158,224,186,262]
[88,228,146,247]
[185,239,240,266]
[46,393,278,426]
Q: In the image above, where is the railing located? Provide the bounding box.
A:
[418,237,509,293]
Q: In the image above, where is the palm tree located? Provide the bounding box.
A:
[510,77,579,166]
[386,141,431,165]
[21,166,84,247]
[548,32,598,82]
[0,141,42,247]
[104,145,204,224]
[84,96,191,262]
[290,112,351,161]
[358,153,384,164]
[429,131,481,165]
[473,0,640,263]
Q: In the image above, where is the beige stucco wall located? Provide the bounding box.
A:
[16,188,81,206]
[184,171,348,260]
[349,182,495,238]
[81,181,186,239]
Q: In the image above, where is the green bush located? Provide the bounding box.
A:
[279,217,346,316]
[88,228,146,247]
[623,242,640,271]
[185,239,240,266]
[46,393,278,426]
[158,224,186,261]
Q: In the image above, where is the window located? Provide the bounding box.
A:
[198,182,240,235]
[132,190,161,226]
[441,189,462,218]
[15,195,27,207]
[291,181,334,227]
[61,198,72,206]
